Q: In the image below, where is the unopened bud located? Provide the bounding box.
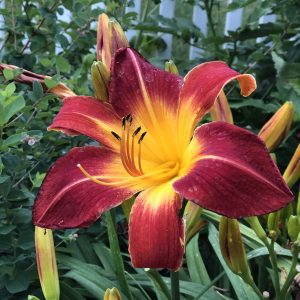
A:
[0,63,76,100]
[210,91,234,124]
[288,215,300,242]
[184,202,205,243]
[165,60,179,75]
[267,212,280,235]
[259,102,294,151]
[103,287,122,300]
[35,226,60,300]
[91,61,110,101]
[283,144,300,188]
[219,217,252,283]
[50,82,76,99]
[97,14,129,70]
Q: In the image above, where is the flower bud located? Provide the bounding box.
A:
[0,63,76,99]
[91,61,110,101]
[184,201,206,243]
[97,14,129,70]
[165,60,179,75]
[35,226,60,300]
[103,287,122,300]
[288,215,300,242]
[283,144,300,188]
[210,91,234,124]
[259,102,294,151]
[219,217,252,283]
[267,211,280,235]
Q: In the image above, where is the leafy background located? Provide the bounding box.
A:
[0,0,299,299]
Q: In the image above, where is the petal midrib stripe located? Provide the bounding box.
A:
[196,155,288,195]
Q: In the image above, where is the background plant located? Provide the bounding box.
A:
[0,0,299,299]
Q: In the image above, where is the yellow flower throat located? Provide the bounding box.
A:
[78,114,182,188]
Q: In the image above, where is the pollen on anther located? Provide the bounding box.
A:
[133,126,142,137]
[138,131,147,144]
[111,131,121,141]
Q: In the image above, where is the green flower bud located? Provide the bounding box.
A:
[103,287,122,300]
[165,60,179,75]
[35,227,60,300]
[91,61,110,101]
[287,215,300,242]
[219,217,252,284]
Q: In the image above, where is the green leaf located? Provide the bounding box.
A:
[0,132,27,150]
[5,82,16,96]
[5,271,30,293]
[44,78,58,89]
[55,55,71,73]
[32,81,43,99]
[208,224,259,300]
[0,94,25,125]
[0,225,16,234]
[186,233,211,285]
[3,69,14,81]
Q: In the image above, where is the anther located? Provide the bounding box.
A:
[122,117,126,129]
[111,131,121,141]
[138,131,147,144]
[125,114,131,121]
[133,126,141,137]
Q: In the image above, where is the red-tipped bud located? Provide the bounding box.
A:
[259,102,294,151]
[0,63,75,99]
[283,144,300,188]
[35,227,60,300]
[97,14,129,70]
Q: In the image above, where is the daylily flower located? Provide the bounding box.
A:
[33,47,293,270]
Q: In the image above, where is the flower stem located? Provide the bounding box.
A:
[266,239,280,299]
[134,0,150,49]
[279,242,300,299]
[246,217,280,299]
[171,270,180,300]
[105,211,133,300]
[146,269,171,300]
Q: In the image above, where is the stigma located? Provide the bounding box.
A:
[111,114,147,177]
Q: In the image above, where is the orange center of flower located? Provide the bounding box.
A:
[77,114,186,189]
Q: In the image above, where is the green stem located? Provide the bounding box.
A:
[105,211,133,300]
[193,271,225,300]
[266,239,280,299]
[246,217,280,299]
[279,243,300,299]
[134,0,150,49]
[171,270,180,300]
[146,269,171,300]
[246,277,265,300]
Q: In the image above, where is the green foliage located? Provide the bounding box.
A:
[0,0,299,299]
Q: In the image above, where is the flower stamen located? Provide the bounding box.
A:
[77,161,179,188]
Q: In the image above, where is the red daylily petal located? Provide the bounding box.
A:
[110,48,183,162]
[173,122,293,218]
[49,96,121,149]
[33,146,137,229]
[129,182,184,270]
[110,47,182,120]
[177,62,256,148]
